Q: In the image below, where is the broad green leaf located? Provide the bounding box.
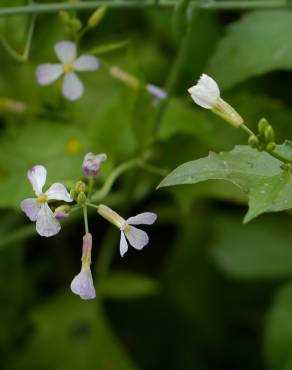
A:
[210,217,292,280]
[100,271,160,299]
[207,10,292,90]
[10,294,138,370]
[264,283,292,370]
[158,144,292,222]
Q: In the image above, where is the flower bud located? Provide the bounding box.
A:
[82,152,107,179]
[266,142,276,151]
[87,6,107,29]
[264,126,275,143]
[77,191,87,206]
[75,180,86,193]
[258,118,269,135]
[248,135,259,148]
[54,205,71,220]
[70,188,78,200]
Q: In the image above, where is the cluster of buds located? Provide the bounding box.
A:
[248,118,276,152]
[20,152,157,300]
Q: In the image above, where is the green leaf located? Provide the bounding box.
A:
[210,216,292,280]
[264,283,292,370]
[10,294,138,370]
[158,144,292,222]
[207,10,292,90]
[100,271,160,300]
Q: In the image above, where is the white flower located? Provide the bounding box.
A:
[71,233,96,300]
[188,74,220,109]
[20,165,73,237]
[146,84,167,106]
[97,205,157,257]
[36,41,99,101]
[188,73,244,127]
[82,152,107,178]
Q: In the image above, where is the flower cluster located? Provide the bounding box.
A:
[20,152,157,300]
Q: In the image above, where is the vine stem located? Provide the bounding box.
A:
[240,123,292,164]
[0,0,288,17]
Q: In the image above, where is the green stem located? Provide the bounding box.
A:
[83,205,89,234]
[0,1,287,17]
[88,178,94,200]
[240,122,292,164]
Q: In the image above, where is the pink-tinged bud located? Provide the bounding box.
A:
[82,152,107,178]
[54,205,71,220]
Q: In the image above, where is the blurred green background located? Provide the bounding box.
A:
[2,1,292,370]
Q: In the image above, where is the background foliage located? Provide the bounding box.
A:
[2,1,292,370]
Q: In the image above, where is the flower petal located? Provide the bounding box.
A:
[126,212,157,225]
[20,198,41,221]
[188,74,220,109]
[36,64,63,85]
[62,73,84,101]
[45,183,73,202]
[71,267,96,300]
[36,203,61,237]
[124,226,149,250]
[54,41,76,63]
[27,165,47,196]
[147,84,167,105]
[120,232,128,257]
[73,55,99,71]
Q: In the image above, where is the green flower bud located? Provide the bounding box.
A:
[248,135,259,148]
[70,189,77,200]
[266,142,276,151]
[69,18,82,32]
[264,126,275,143]
[258,118,270,135]
[59,11,71,23]
[75,181,86,193]
[77,192,87,206]
[87,6,107,29]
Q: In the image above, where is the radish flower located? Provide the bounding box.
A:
[36,41,99,101]
[71,233,96,300]
[97,204,157,257]
[21,165,73,237]
[188,74,243,127]
[82,152,107,178]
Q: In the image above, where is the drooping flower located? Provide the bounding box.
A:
[36,41,99,101]
[71,233,96,300]
[97,204,157,257]
[188,73,243,127]
[20,165,73,237]
[82,152,107,178]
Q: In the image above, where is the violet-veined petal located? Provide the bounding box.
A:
[36,203,61,237]
[62,72,84,101]
[124,226,149,250]
[126,212,157,226]
[45,183,73,202]
[36,64,63,85]
[27,165,47,196]
[71,267,96,300]
[20,198,41,221]
[120,231,128,257]
[54,41,77,63]
[73,55,99,71]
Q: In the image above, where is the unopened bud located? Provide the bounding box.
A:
[248,135,259,148]
[70,18,82,32]
[82,152,107,178]
[54,205,71,220]
[87,6,107,29]
[59,11,71,23]
[266,142,276,151]
[264,126,275,143]
[70,188,78,200]
[75,181,86,193]
[77,192,87,206]
[258,118,269,135]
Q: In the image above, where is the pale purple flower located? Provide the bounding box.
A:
[20,165,73,237]
[82,152,107,178]
[71,233,96,300]
[147,84,167,106]
[36,41,99,101]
